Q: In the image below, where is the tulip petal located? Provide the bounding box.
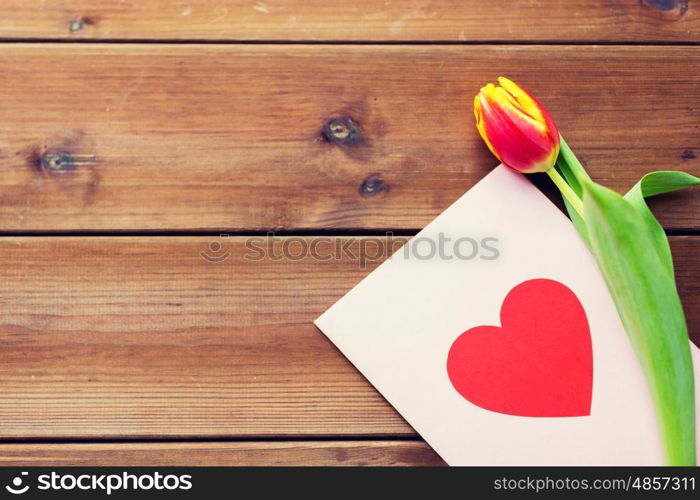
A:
[481,84,545,134]
[475,94,501,160]
[494,87,546,134]
[499,76,559,142]
[498,77,543,122]
[479,93,556,172]
[481,86,550,142]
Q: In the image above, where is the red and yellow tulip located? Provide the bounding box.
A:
[471,77,699,465]
[474,77,559,174]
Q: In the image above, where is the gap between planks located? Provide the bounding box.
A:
[0,440,445,466]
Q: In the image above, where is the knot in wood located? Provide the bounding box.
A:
[323,117,361,145]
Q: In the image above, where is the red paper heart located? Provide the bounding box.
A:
[446,278,592,417]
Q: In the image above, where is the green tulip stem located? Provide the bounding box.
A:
[546,167,585,218]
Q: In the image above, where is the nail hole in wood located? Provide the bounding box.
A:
[69,16,96,33]
[681,149,697,160]
[359,173,388,197]
[40,152,75,172]
[69,18,84,32]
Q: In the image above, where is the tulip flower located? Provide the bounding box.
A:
[474,77,584,217]
[473,77,699,465]
[474,77,559,173]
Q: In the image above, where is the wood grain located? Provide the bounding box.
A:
[0,0,696,42]
[0,236,696,439]
[0,237,411,438]
[0,44,698,232]
[0,441,444,466]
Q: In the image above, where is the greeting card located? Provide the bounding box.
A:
[315,165,699,465]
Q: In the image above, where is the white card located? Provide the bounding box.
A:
[315,165,699,466]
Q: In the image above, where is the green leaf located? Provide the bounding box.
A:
[624,171,700,275]
[628,170,700,200]
[582,180,696,465]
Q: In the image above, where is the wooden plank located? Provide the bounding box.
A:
[0,44,698,232]
[0,236,697,439]
[0,237,411,438]
[0,441,444,466]
[0,0,696,42]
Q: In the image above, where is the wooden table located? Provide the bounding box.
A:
[0,0,697,466]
